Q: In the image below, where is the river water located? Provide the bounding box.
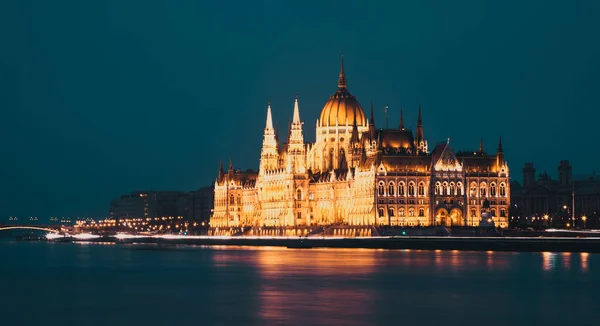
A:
[0,241,598,325]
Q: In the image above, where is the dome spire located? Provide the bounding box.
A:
[338,53,347,89]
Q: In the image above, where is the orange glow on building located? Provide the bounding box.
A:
[211,56,509,233]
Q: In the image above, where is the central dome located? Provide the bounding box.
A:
[319,56,366,127]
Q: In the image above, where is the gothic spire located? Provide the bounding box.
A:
[496,136,505,165]
[479,138,484,154]
[350,107,359,144]
[228,158,233,173]
[416,104,424,141]
[265,100,274,132]
[337,53,347,89]
[218,160,224,182]
[400,107,405,130]
[369,101,375,126]
[292,95,301,125]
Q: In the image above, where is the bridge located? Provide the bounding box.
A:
[0,225,61,233]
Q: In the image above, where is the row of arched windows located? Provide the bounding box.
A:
[378,180,508,197]
[434,182,463,196]
[378,181,425,196]
[469,182,507,197]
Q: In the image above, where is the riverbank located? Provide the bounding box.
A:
[54,235,600,253]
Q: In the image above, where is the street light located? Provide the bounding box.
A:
[582,215,587,229]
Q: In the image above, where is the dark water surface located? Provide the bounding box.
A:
[1,241,598,325]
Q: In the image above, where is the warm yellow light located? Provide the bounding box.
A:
[582,215,587,221]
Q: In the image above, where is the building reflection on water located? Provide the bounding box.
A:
[205,247,595,325]
[541,252,589,272]
[581,252,589,271]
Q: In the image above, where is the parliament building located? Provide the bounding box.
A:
[211,57,510,233]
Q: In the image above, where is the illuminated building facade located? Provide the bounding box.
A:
[211,57,510,231]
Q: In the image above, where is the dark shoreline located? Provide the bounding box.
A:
[59,236,600,253]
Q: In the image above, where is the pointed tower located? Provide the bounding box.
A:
[349,107,362,168]
[479,138,485,155]
[369,101,376,140]
[350,111,360,144]
[287,95,306,174]
[228,158,234,177]
[259,101,279,173]
[217,160,224,183]
[496,136,504,166]
[399,107,405,130]
[415,104,428,154]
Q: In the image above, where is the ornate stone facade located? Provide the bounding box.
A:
[211,57,510,231]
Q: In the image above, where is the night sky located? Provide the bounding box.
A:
[1,0,599,218]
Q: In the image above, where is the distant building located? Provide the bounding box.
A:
[510,160,600,228]
[109,191,187,220]
[185,185,214,227]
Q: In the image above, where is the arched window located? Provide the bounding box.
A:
[388,182,395,196]
[418,182,425,196]
[435,182,442,195]
[378,207,385,217]
[490,183,497,196]
[419,208,425,217]
[409,207,415,217]
[297,189,302,200]
[229,194,235,205]
[449,182,455,196]
[500,208,506,217]
[399,208,405,216]
[457,182,463,196]
[399,182,405,196]
[408,182,415,196]
[236,194,241,205]
[491,208,497,217]
[378,182,385,196]
[471,208,477,217]
[443,182,449,195]
[500,183,506,196]
[470,182,477,197]
[480,183,487,197]
[388,207,395,217]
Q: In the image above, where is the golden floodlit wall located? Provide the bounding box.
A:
[211,57,509,231]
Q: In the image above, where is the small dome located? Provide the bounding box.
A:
[379,129,415,150]
[319,54,366,127]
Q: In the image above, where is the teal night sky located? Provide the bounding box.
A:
[1,0,599,217]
